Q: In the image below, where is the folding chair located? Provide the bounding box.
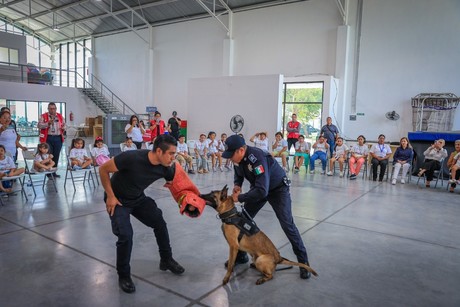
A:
[22,149,58,197]
[0,173,28,205]
[416,158,446,188]
[64,149,96,191]
[186,140,198,170]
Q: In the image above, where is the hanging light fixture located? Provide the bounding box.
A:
[52,12,59,31]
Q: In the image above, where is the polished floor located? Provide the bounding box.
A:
[1,138,460,307]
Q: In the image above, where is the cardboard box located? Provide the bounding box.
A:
[95,116,103,125]
[85,117,95,126]
[84,127,92,136]
[93,124,103,138]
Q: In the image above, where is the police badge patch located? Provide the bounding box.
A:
[248,154,257,163]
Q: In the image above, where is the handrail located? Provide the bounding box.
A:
[0,61,135,115]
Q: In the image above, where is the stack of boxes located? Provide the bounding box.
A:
[84,116,104,138]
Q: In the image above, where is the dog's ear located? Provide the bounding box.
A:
[221,185,228,201]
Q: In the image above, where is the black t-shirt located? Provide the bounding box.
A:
[111,150,174,203]
[168,117,181,132]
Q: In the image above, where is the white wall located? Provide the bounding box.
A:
[344,0,460,141]
[93,0,341,123]
[188,74,282,141]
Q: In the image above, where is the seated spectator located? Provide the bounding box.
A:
[69,138,92,171]
[250,132,270,152]
[370,134,391,182]
[218,133,232,170]
[293,135,310,174]
[417,139,448,188]
[391,137,413,185]
[327,137,349,177]
[176,135,195,174]
[448,139,460,192]
[349,135,368,180]
[310,135,329,174]
[34,143,56,172]
[194,134,209,174]
[122,137,137,152]
[207,131,221,171]
[91,137,111,166]
[0,144,25,193]
[271,132,289,171]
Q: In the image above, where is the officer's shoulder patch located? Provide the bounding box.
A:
[248,154,257,164]
[254,165,265,175]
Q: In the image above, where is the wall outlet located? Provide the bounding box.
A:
[349,114,357,121]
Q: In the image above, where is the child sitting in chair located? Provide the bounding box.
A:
[122,137,137,152]
[34,142,56,172]
[91,137,111,166]
[0,144,25,193]
[69,138,92,171]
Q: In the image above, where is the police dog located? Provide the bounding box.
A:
[200,185,318,285]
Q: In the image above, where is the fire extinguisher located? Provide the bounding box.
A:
[69,111,74,122]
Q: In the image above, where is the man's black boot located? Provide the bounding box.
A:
[224,251,249,268]
[159,258,185,275]
[118,276,136,293]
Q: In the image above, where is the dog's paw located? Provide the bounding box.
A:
[256,278,266,285]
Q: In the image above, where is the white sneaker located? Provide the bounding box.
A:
[326,171,333,176]
[391,179,396,185]
[212,167,216,172]
[339,171,344,178]
[401,179,405,184]
[320,170,325,175]
[220,166,224,172]
[449,179,456,183]
[310,170,314,174]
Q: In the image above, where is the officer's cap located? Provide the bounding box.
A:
[222,135,245,159]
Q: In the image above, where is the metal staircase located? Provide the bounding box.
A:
[79,74,136,115]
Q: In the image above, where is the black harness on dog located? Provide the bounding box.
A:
[218,206,260,242]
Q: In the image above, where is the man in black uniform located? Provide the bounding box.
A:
[100,134,185,293]
[222,135,312,279]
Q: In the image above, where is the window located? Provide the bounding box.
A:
[0,47,19,65]
[282,82,324,144]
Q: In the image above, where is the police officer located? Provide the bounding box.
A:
[222,135,312,279]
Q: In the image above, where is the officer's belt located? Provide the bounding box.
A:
[219,207,260,241]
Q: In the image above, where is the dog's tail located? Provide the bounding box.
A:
[280,257,318,277]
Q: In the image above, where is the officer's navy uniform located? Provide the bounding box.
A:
[234,146,309,265]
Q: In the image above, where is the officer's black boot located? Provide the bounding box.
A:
[299,262,312,280]
[224,251,249,268]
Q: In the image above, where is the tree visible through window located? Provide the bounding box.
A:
[282,82,323,144]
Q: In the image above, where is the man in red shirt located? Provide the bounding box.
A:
[286,114,301,152]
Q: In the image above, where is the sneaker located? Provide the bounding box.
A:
[326,171,333,176]
[220,166,224,172]
[203,169,209,173]
[320,170,325,175]
[72,165,82,171]
[391,179,396,185]
[339,171,344,178]
[350,174,357,180]
[309,170,314,174]
[401,179,405,184]
[212,167,216,172]
[159,258,185,275]
[449,179,457,183]
[187,169,195,174]
[197,170,203,174]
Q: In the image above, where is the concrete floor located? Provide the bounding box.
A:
[1,138,460,307]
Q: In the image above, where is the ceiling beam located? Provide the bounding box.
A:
[14,0,90,23]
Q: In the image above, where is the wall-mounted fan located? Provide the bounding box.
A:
[230,115,244,134]
[385,110,400,121]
